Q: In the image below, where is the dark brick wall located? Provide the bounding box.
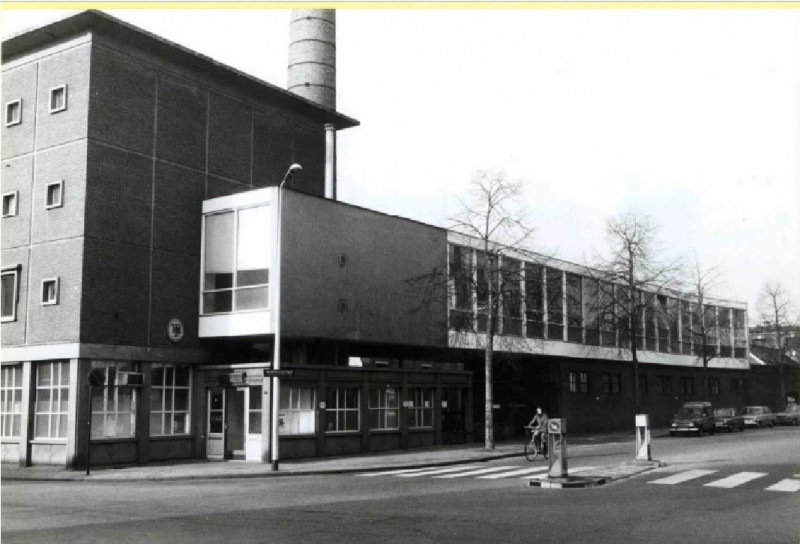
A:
[0,247,29,346]
[35,43,91,151]
[156,74,207,170]
[1,155,33,249]
[85,142,152,247]
[208,92,251,184]
[81,237,149,345]
[206,175,251,199]
[31,141,87,245]
[89,45,156,155]
[149,250,200,348]
[288,124,325,197]
[27,238,83,343]
[1,62,37,159]
[252,109,292,188]
[281,191,449,348]
[153,161,204,255]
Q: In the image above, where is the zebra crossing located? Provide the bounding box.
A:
[357,464,599,481]
[647,469,799,493]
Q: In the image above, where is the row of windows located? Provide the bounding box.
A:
[449,245,747,357]
[567,371,747,397]
[0,362,191,440]
[277,386,436,435]
[4,85,68,128]
[2,181,64,219]
[1,268,61,322]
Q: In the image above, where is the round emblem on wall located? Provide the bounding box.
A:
[167,318,184,343]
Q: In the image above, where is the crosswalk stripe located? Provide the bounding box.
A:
[766,479,800,493]
[649,469,717,485]
[358,467,437,477]
[568,466,599,474]
[432,466,518,479]
[705,472,767,489]
[528,466,599,480]
[478,467,550,479]
[395,465,480,478]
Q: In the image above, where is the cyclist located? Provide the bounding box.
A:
[527,407,549,458]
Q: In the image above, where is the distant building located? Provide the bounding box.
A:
[2,10,792,469]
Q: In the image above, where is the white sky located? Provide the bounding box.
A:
[2,8,798,319]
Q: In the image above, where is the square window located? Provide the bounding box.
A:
[1,269,20,322]
[5,99,21,127]
[2,192,18,218]
[49,85,67,114]
[41,278,59,306]
[45,181,63,209]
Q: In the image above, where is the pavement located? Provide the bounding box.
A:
[1,429,669,483]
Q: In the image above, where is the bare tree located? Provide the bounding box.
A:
[685,256,723,397]
[758,282,794,404]
[586,212,681,414]
[448,170,538,450]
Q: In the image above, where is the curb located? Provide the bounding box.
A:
[529,477,607,489]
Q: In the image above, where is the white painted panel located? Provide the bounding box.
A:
[199,311,271,338]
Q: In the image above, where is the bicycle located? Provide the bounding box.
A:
[523,425,548,462]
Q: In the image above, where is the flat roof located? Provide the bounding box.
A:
[1,10,359,130]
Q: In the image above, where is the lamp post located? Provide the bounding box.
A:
[271,163,302,471]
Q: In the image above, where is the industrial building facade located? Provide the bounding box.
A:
[1,11,790,469]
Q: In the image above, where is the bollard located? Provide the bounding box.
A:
[547,419,568,478]
[635,414,651,461]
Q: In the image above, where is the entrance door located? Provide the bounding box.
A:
[442,388,466,444]
[207,388,225,460]
[226,387,247,459]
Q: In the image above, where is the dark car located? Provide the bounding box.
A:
[741,406,776,428]
[775,405,800,426]
[713,408,744,432]
[670,401,715,435]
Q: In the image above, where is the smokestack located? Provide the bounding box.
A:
[288,9,336,110]
[288,9,337,199]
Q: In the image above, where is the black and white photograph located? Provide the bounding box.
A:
[1,4,798,543]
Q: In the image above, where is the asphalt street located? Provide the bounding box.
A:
[2,427,797,543]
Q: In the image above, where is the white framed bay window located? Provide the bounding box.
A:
[150,364,190,436]
[202,205,270,314]
[279,386,316,435]
[90,361,138,438]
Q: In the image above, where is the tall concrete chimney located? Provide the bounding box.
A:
[288,9,337,199]
[288,9,336,110]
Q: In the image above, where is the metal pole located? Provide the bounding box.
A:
[271,183,283,471]
[86,385,92,475]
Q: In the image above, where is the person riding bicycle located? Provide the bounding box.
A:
[527,407,549,458]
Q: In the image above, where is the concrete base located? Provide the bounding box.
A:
[529,476,607,489]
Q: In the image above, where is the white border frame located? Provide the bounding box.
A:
[5,99,21,127]
[1,268,20,322]
[48,84,68,114]
[41,277,59,306]
[2,191,18,218]
[45,180,64,210]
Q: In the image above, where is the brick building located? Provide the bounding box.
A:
[1,11,791,469]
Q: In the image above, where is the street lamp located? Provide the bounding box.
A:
[271,163,302,471]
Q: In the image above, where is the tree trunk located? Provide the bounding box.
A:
[484,286,495,450]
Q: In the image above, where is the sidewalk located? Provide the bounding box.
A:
[1,429,669,483]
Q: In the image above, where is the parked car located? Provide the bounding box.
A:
[670,401,716,435]
[775,405,800,426]
[740,406,776,428]
[713,408,744,432]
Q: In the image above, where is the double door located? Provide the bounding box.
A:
[206,386,263,461]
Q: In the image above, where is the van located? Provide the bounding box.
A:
[670,401,715,436]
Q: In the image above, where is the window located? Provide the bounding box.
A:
[407,388,433,428]
[248,386,262,434]
[681,300,692,355]
[5,99,21,126]
[150,364,190,436]
[325,387,359,432]
[49,85,67,113]
[732,378,748,394]
[34,361,70,439]
[501,258,522,336]
[679,377,694,396]
[708,377,720,396]
[639,374,648,395]
[1,365,23,438]
[369,386,399,430]
[475,251,490,332]
[202,206,270,314]
[525,263,544,338]
[602,372,621,394]
[569,371,589,394]
[546,267,563,340]
[565,273,583,343]
[449,245,473,331]
[41,278,59,305]
[45,181,63,209]
[280,386,316,435]
[1,268,19,322]
[656,375,672,394]
[2,191,17,218]
[90,362,138,438]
